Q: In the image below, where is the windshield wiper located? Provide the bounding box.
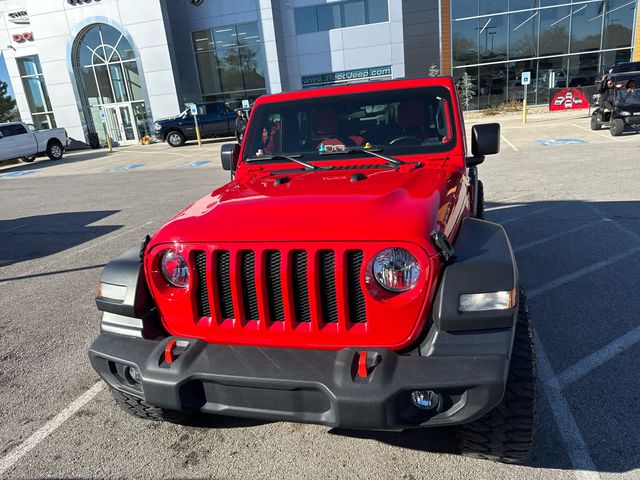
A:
[319,147,404,167]
[246,153,320,170]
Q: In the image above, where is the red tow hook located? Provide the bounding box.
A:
[357,351,368,378]
[164,339,177,364]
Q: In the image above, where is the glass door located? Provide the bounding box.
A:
[103,104,139,145]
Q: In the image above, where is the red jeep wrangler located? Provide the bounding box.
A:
[89,77,535,462]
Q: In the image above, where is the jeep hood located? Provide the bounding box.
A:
[151,167,457,245]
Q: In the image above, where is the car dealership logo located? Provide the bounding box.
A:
[7,11,30,24]
[12,32,34,43]
[190,0,205,5]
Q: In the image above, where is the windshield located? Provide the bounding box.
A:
[243,86,456,161]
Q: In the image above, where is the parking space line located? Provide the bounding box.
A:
[514,219,604,253]
[528,244,640,300]
[500,205,559,225]
[555,326,640,388]
[485,204,524,212]
[535,337,600,480]
[0,382,105,476]
[501,134,519,151]
[569,123,623,141]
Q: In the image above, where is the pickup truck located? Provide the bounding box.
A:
[153,101,237,147]
[0,122,68,163]
[90,77,535,462]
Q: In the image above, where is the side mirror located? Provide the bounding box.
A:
[220,143,240,171]
[471,123,500,157]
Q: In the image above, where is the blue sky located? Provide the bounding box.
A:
[0,53,16,98]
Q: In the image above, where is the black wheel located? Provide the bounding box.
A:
[590,116,601,131]
[21,155,36,163]
[110,389,191,423]
[457,288,536,463]
[166,130,185,147]
[475,180,485,219]
[46,141,64,160]
[610,118,625,137]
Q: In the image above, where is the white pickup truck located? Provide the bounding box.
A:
[0,122,68,163]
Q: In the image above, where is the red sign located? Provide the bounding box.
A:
[549,88,589,111]
[12,32,33,42]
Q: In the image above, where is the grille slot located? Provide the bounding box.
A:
[318,251,338,323]
[291,250,311,323]
[347,250,366,323]
[194,251,210,317]
[240,251,259,321]
[266,251,285,322]
[216,251,234,319]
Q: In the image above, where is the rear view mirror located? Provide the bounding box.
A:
[220,143,240,171]
[471,123,501,157]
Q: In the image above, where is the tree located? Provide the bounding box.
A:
[456,72,476,111]
[0,81,19,122]
[428,64,440,77]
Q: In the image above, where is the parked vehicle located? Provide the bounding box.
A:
[90,77,535,462]
[153,101,237,147]
[591,72,640,135]
[0,122,68,163]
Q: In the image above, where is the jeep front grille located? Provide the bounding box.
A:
[193,247,366,328]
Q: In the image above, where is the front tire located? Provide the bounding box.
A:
[457,288,536,463]
[166,130,185,147]
[590,116,601,131]
[610,118,625,136]
[110,389,191,423]
[46,141,64,160]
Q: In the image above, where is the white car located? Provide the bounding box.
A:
[0,122,68,163]
[554,96,565,106]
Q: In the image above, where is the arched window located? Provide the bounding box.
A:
[74,23,148,144]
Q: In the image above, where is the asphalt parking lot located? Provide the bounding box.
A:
[1,111,639,479]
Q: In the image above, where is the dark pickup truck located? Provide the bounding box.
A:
[153,101,237,147]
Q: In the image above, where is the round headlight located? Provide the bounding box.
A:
[372,248,421,292]
[160,249,190,288]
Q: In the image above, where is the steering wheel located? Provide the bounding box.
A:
[389,136,422,145]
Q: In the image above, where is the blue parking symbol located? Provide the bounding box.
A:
[111,164,144,171]
[178,161,211,168]
[0,170,36,178]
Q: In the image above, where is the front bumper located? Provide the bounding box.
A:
[89,326,514,430]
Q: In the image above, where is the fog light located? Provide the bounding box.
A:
[126,366,142,384]
[411,390,440,410]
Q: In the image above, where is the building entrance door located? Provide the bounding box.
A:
[103,104,138,145]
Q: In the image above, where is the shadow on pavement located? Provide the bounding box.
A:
[0,150,115,174]
[0,210,121,267]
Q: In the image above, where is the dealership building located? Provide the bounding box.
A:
[0,0,638,146]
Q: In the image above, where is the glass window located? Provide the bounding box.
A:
[452,19,479,66]
[480,0,507,16]
[568,52,598,87]
[509,0,537,9]
[600,49,632,71]
[109,63,129,102]
[507,60,536,103]
[124,62,143,101]
[509,10,539,59]
[454,67,479,110]
[603,0,636,50]
[237,23,261,45]
[217,48,244,93]
[240,46,266,91]
[79,67,100,106]
[569,1,602,53]
[452,0,478,20]
[479,15,508,63]
[539,6,570,56]
[317,4,342,30]
[295,7,318,34]
[478,64,508,108]
[94,64,114,104]
[195,52,223,95]
[193,30,213,52]
[214,26,238,48]
[343,0,366,27]
[31,114,55,131]
[8,123,28,135]
[17,55,56,129]
[367,0,389,23]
